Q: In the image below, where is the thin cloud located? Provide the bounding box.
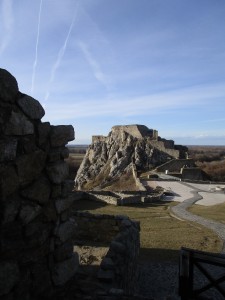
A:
[43,82,225,121]
[31,0,43,95]
[0,0,14,55]
[44,1,79,103]
[78,40,112,90]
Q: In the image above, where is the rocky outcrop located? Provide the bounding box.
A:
[75,125,186,190]
[0,69,78,299]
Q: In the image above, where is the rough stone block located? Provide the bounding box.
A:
[37,122,51,147]
[31,260,53,297]
[55,219,77,243]
[46,161,69,184]
[55,194,74,214]
[0,165,19,197]
[61,180,74,198]
[16,150,47,186]
[18,94,45,120]
[42,201,57,222]
[50,125,74,147]
[20,176,51,205]
[110,241,126,254]
[19,203,42,224]
[51,184,62,199]
[0,139,17,162]
[1,222,24,257]
[0,261,19,296]
[61,147,69,159]
[101,257,115,270]
[1,194,21,224]
[51,253,79,286]
[0,69,18,103]
[24,220,52,247]
[97,269,115,282]
[53,242,73,262]
[4,111,34,135]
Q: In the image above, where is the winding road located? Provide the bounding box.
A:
[146,180,225,252]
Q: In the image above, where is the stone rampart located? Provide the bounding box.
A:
[148,140,180,158]
[73,211,140,295]
[0,69,78,299]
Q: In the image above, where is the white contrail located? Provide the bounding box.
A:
[0,0,13,55]
[31,0,43,95]
[44,1,79,102]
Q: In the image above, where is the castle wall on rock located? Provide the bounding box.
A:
[91,125,181,159]
[0,69,78,299]
[111,125,158,140]
[92,135,107,143]
[73,211,140,295]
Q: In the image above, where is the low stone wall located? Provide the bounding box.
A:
[79,190,163,205]
[73,211,140,295]
[85,190,120,205]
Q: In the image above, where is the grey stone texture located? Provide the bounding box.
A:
[0,69,78,300]
[18,94,45,119]
[4,111,34,135]
[0,69,18,103]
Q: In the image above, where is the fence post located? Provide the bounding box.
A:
[179,248,194,300]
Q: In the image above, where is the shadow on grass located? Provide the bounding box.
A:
[72,199,108,211]
[121,200,178,208]
[139,248,180,263]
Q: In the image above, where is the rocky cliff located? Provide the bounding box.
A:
[75,125,187,190]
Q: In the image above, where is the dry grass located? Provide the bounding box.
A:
[189,203,225,225]
[188,145,225,181]
[73,199,222,262]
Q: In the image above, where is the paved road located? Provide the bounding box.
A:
[145,180,225,252]
[169,182,225,253]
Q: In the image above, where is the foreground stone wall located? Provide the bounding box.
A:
[0,69,78,299]
[73,211,140,295]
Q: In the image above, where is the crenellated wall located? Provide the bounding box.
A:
[0,69,78,299]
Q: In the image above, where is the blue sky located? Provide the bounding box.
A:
[1,0,225,145]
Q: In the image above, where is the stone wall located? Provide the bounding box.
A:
[78,190,163,206]
[0,69,78,299]
[73,211,140,295]
[148,140,180,159]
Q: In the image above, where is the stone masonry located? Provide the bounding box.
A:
[0,69,145,300]
[0,69,78,299]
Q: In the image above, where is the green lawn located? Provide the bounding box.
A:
[73,199,222,262]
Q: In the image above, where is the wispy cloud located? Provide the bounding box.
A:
[44,1,79,103]
[43,82,225,121]
[31,0,43,95]
[0,0,14,55]
[78,40,112,90]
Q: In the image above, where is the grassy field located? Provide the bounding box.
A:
[189,203,225,225]
[73,199,222,262]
